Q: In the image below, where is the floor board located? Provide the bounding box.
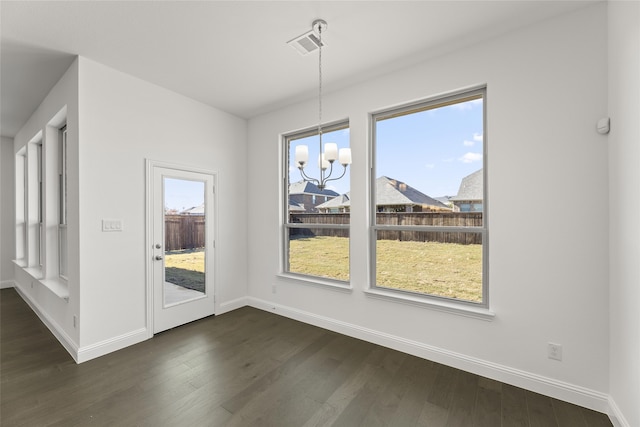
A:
[1,288,613,426]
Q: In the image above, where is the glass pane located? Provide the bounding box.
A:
[375,96,483,224]
[376,230,483,303]
[163,178,206,306]
[59,225,67,279]
[287,227,349,282]
[288,126,351,218]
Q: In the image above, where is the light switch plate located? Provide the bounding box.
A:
[102,219,123,232]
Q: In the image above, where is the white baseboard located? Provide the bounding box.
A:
[608,396,631,427]
[77,328,149,363]
[217,296,249,315]
[14,285,79,363]
[247,297,611,415]
[1,280,15,289]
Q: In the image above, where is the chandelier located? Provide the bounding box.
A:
[293,19,351,191]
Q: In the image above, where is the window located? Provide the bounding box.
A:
[37,142,43,267]
[15,150,27,264]
[58,125,68,280]
[25,136,44,270]
[371,87,487,305]
[283,121,350,283]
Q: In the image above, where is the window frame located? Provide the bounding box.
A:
[369,86,489,309]
[282,120,351,286]
[58,125,68,281]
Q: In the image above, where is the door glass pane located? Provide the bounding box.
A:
[163,177,206,306]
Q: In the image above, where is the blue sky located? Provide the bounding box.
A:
[376,98,483,197]
[164,178,204,212]
[289,98,483,197]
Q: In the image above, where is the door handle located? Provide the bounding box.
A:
[155,255,163,261]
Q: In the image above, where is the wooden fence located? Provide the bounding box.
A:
[290,212,483,244]
[165,215,205,251]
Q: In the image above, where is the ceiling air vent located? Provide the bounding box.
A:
[287,29,325,56]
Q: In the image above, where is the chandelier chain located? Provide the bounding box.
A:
[318,22,323,158]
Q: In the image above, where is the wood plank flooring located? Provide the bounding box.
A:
[1,288,612,426]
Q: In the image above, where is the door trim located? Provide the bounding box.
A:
[145,159,218,337]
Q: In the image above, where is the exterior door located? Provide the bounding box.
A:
[148,161,215,334]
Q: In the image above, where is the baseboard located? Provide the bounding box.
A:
[0,280,15,289]
[13,285,79,363]
[217,296,249,315]
[608,396,631,427]
[77,328,149,363]
[247,297,610,415]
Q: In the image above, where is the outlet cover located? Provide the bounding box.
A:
[548,342,563,361]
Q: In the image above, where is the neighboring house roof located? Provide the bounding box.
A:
[181,203,205,215]
[450,169,483,201]
[289,201,305,212]
[376,176,448,208]
[315,177,448,210]
[434,196,453,206]
[316,193,351,210]
[289,180,339,197]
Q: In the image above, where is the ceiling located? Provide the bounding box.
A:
[1,0,597,138]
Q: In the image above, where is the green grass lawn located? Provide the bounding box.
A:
[164,249,205,293]
[165,237,483,302]
[290,236,482,302]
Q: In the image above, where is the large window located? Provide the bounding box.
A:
[371,87,487,305]
[283,121,350,283]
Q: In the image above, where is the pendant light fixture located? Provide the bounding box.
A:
[292,19,351,191]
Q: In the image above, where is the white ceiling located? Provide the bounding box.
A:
[1,0,597,138]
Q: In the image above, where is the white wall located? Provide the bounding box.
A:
[12,59,80,352]
[76,58,248,354]
[608,2,640,426]
[248,3,609,410]
[1,136,15,287]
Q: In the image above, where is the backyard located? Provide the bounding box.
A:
[164,249,205,293]
[164,236,483,302]
[289,236,482,302]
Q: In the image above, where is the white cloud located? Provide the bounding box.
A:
[460,152,483,163]
[452,98,483,111]
[425,163,435,169]
[463,140,475,147]
[473,132,483,142]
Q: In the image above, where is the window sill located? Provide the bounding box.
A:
[40,278,69,301]
[12,259,27,268]
[364,288,495,321]
[277,273,353,293]
[13,261,69,301]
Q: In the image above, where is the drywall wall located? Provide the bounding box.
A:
[11,59,80,351]
[247,3,609,410]
[76,57,248,354]
[608,2,640,426]
[1,136,15,287]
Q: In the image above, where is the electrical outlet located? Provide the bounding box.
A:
[73,315,77,328]
[548,342,562,361]
[272,285,277,294]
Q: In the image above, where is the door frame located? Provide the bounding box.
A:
[145,159,218,337]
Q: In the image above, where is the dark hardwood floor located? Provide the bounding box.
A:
[1,288,612,426]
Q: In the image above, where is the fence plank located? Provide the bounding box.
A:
[290,212,483,244]
[164,215,205,251]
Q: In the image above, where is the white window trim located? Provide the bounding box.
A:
[281,120,351,286]
[369,85,489,310]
